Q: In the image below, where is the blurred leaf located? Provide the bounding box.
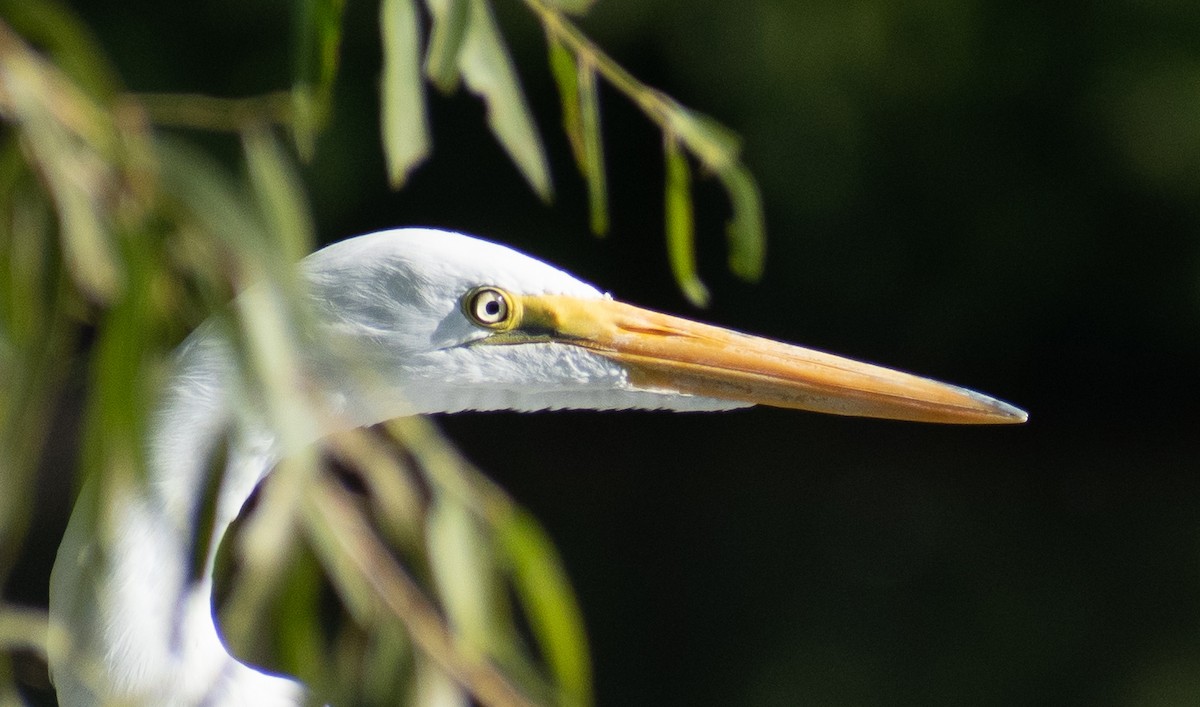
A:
[578,62,607,236]
[666,104,742,171]
[267,548,329,695]
[547,35,584,170]
[716,164,765,281]
[423,0,469,94]
[498,510,592,707]
[153,138,265,284]
[0,27,123,301]
[0,156,73,580]
[381,0,431,188]
[455,0,552,201]
[410,654,469,707]
[547,37,607,235]
[292,0,346,158]
[243,127,315,267]
[542,0,597,15]
[664,136,709,307]
[0,0,122,100]
[361,620,415,705]
[426,499,494,656]
[0,606,50,655]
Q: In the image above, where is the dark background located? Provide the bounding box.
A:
[10,0,1200,704]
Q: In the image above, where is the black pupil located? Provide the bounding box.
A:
[484,298,501,316]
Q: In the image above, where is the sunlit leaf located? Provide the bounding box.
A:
[499,509,592,707]
[381,0,432,188]
[410,654,469,707]
[0,0,122,101]
[426,498,494,654]
[423,0,469,93]
[455,0,553,201]
[664,136,709,307]
[243,128,315,266]
[664,104,764,282]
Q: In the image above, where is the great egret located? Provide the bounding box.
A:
[48,228,1025,706]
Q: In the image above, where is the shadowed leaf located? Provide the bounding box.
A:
[292,0,346,159]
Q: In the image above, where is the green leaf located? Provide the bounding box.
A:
[578,62,607,236]
[381,0,432,188]
[547,36,607,235]
[154,138,267,272]
[662,103,764,282]
[292,0,347,159]
[664,137,709,307]
[542,0,598,14]
[243,127,315,266]
[499,509,593,707]
[717,164,766,281]
[547,34,584,169]
[0,0,123,101]
[423,0,469,93]
[666,104,742,172]
[455,0,553,201]
[426,498,495,654]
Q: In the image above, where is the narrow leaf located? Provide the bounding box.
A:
[500,510,593,707]
[243,127,315,266]
[543,0,598,14]
[578,62,607,235]
[717,164,766,281]
[381,0,431,188]
[546,34,584,168]
[666,104,742,171]
[423,0,469,93]
[292,0,347,158]
[426,498,493,653]
[455,0,553,201]
[664,137,709,307]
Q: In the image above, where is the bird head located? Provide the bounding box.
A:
[301,228,1026,425]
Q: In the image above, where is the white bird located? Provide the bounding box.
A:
[48,228,1025,706]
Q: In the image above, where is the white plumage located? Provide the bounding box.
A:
[49,228,1024,705]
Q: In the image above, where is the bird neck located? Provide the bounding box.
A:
[50,335,303,705]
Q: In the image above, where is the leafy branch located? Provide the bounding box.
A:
[0,0,773,703]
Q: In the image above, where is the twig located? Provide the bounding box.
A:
[306,476,539,707]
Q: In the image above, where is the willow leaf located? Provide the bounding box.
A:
[499,509,593,707]
[546,34,584,169]
[381,0,431,188]
[542,0,598,15]
[292,0,347,159]
[455,0,552,201]
[578,62,607,235]
[423,0,469,93]
[665,137,709,307]
[717,164,765,281]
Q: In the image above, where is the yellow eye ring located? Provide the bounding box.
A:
[462,286,517,329]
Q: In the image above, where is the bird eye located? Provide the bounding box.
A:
[463,287,514,328]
